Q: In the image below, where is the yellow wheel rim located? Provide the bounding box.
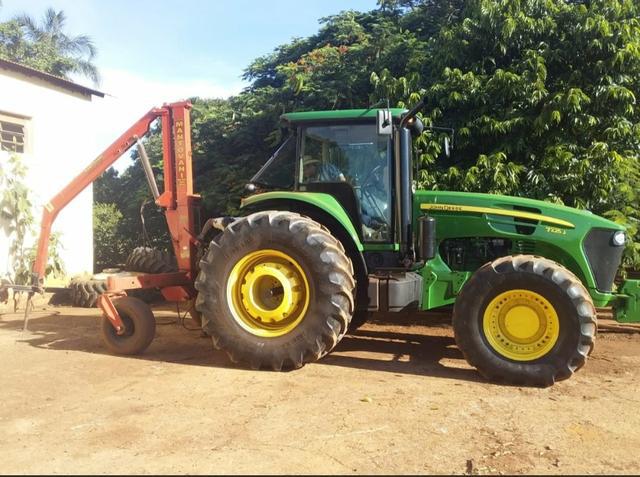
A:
[226,249,310,337]
[482,289,560,361]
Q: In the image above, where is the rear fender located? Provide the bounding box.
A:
[240,192,369,310]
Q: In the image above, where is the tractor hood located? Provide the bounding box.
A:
[414,190,626,297]
[415,190,624,233]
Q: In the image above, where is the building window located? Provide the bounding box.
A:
[0,113,30,154]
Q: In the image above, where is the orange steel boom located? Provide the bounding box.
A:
[31,101,200,289]
[29,102,201,333]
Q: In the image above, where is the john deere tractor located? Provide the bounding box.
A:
[194,99,638,387]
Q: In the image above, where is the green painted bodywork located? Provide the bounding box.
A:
[614,279,640,323]
[241,108,637,322]
[281,108,406,124]
[413,190,624,309]
[240,191,364,252]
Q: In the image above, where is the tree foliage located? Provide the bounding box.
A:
[414,0,640,266]
[0,154,64,283]
[0,154,33,284]
[0,7,99,84]
[93,202,124,272]
[95,0,640,270]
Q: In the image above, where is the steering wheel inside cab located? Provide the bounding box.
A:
[360,164,385,191]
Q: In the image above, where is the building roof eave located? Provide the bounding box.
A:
[0,57,105,98]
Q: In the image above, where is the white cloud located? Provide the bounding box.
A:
[100,67,245,104]
[90,68,246,171]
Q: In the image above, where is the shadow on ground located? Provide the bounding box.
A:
[0,305,484,384]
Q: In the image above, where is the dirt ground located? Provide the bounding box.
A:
[1,296,640,475]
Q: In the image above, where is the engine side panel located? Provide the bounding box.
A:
[413,191,624,308]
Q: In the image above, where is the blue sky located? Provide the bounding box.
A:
[2,1,379,167]
[3,0,379,95]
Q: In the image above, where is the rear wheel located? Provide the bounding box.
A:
[101,296,156,355]
[453,255,596,387]
[195,211,355,370]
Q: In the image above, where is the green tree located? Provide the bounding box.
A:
[0,154,64,284]
[410,0,640,254]
[93,202,124,271]
[93,0,640,270]
[0,154,33,284]
[0,7,99,84]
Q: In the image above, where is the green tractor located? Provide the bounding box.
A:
[195,99,638,386]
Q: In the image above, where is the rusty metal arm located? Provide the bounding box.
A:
[31,107,168,288]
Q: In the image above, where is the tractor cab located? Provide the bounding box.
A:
[247,108,417,247]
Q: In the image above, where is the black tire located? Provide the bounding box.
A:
[453,255,596,387]
[101,296,156,355]
[124,247,177,303]
[124,246,177,274]
[195,211,355,370]
[70,279,107,308]
[349,310,372,332]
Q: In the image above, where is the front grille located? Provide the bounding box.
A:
[583,229,625,292]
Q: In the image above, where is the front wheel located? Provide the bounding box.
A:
[453,255,596,387]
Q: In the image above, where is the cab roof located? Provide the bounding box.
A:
[280,108,407,124]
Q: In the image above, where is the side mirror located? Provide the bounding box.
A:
[377,109,392,136]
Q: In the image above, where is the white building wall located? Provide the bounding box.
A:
[0,70,107,283]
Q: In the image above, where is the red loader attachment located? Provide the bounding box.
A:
[17,101,202,340]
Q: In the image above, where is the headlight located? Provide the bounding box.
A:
[612,231,626,247]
